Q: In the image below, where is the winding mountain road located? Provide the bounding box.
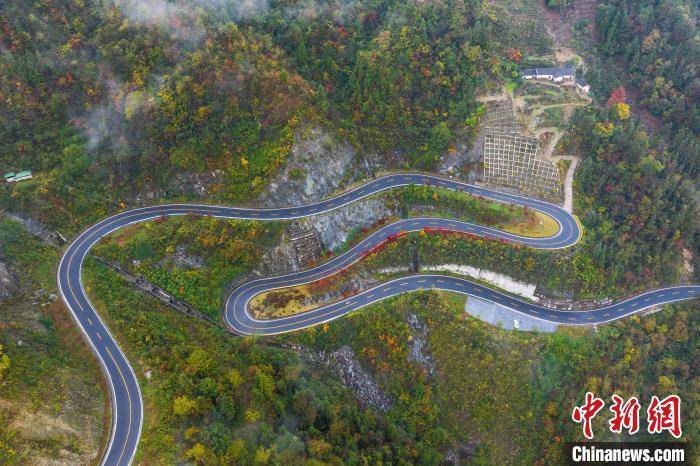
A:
[57,173,698,465]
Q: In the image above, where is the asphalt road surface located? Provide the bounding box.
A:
[56,173,698,465]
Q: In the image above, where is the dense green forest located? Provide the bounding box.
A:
[571,107,696,289]
[591,0,699,178]
[550,0,700,293]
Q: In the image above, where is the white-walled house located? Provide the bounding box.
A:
[576,79,590,94]
[521,66,576,83]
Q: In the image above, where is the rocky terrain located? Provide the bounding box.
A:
[128,170,226,205]
[438,140,482,181]
[2,212,64,246]
[256,239,299,276]
[406,314,438,377]
[0,261,19,301]
[0,236,105,465]
[261,127,360,207]
[160,245,205,270]
[306,345,392,412]
[300,275,380,309]
[298,197,397,252]
[257,126,400,267]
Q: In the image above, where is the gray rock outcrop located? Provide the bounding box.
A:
[307,345,392,412]
[407,314,438,377]
[261,127,357,207]
[0,261,19,300]
[299,197,396,251]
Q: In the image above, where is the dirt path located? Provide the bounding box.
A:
[477,90,509,103]
[480,90,582,211]
[523,101,587,157]
[552,155,580,212]
[524,102,582,212]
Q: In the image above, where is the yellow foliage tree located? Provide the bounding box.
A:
[227,368,243,389]
[254,446,273,465]
[185,443,207,464]
[244,408,261,423]
[0,344,9,380]
[593,122,614,138]
[615,102,630,120]
[173,395,197,417]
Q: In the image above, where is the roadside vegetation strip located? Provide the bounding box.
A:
[248,252,544,322]
[502,211,560,238]
[399,185,561,239]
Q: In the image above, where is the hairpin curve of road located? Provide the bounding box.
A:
[56,173,699,465]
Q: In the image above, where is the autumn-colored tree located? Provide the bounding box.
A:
[0,344,9,381]
[187,348,213,375]
[615,102,630,120]
[173,395,197,417]
[607,86,626,107]
[227,368,243,389]
[593,122,614,138]
[507,48,523,62]
[185,443,208,464]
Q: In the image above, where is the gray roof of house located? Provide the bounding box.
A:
[522,66,576,77]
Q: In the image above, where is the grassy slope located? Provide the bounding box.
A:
[0,219,106,465]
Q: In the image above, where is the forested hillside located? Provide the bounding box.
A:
[546,0,700,294]
[0,0,697,464]
[0,0,536,229]
[592,0,699,177]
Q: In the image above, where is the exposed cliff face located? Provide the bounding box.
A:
[306,345,393,412]
[129,170,226,204]
[0,261,19,301]
[407,314,438,377]
[2,212,63,246]
[260,125,399,253]
[299,197,396,251]
[261,127,359,207]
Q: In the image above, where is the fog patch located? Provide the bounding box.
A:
[111,0,270,43]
